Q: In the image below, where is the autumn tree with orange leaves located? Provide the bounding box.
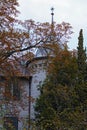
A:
[0,0,73,129]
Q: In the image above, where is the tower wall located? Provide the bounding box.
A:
[28,57,47,119]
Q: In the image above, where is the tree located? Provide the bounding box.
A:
[34,45,79,130]
[74,29,87,130]
[0,18,73,61]
[0,0,19,29]
[77,29,87,83]
[0,0,20,127]
[0,1,34,129]
[0,1,73,129]
[35,30,87,130]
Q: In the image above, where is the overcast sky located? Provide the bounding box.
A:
[18,0,87,50]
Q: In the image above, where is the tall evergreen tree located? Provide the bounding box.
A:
[35,43,87,130]
[34,47,80,130]
[77,29,86,83]
[74,29,87,130]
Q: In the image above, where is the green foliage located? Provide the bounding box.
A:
[35,41,87,130]
[77,29,87,83]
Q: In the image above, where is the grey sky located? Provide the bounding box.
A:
[18,0,87,50]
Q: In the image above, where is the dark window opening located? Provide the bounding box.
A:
[5,77,20,100]
[12,78,20,100]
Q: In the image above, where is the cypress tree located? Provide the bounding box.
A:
[77,29,86,83]
[76,30,87,130]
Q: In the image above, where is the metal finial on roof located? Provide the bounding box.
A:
[51,7,54,25]
[50,7,55,42]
